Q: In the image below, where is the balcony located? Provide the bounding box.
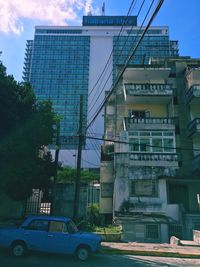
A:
[186,85,200,104]
[115,153,179,167]
[188,118,200,136]
[123,67,171,81]
[186,68,200,87]
[123,83,173,104]
[118,200,163,214]
[123,117,175,131]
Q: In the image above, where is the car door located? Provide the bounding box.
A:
[45,220,72,254]
[23,219,49,252]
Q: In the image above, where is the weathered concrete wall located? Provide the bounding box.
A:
[125,103,167,117]
[188,183,200,212]
[161,224,169,243]
[54,183,88,218]
[190,105,200,119]
[193,230,200,244]
[100,161,114,214]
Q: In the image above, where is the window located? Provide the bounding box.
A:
[131,180,157,197]
[67,220,78,234]
[27,220,49,231]
[49,221,67,233]
[140,138,151,152]
[145,224,159,239]
[129,110,149,118]
[129,131,175,153]
[152,138,162,152]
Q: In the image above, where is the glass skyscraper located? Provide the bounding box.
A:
[23,16,178,149]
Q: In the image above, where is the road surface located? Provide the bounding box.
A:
[0,250,200,267]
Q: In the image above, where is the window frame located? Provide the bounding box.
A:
[129,130,175,153]
[27,219,49,231]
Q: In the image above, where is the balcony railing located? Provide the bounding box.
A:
[186,85,200,103]
[130,153,178,162]
[124,83,173,96]
[124,117,175,130]
[188,118,200,136]
[119,201,163,214]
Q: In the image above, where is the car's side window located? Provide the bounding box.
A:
[49,221,68,233]
[27,220,49,231]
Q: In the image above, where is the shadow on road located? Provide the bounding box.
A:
[0,249,199,267]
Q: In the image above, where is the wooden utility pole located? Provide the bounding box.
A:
[51,119,60,215]
[73,95,83,220]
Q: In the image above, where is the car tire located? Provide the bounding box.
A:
[10,242,27,257]
[76,246,90,261]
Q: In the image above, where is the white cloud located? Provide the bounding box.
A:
[0,0,98,35]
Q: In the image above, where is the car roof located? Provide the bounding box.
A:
[25,215,71,222]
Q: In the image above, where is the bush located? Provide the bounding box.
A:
[87,204,104,226]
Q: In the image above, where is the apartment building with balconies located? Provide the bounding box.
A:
[100,57,200,243]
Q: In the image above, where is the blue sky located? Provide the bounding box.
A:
[0,0,199,82]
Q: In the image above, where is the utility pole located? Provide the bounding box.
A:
[73,95,84,220]
[51,119,60,215]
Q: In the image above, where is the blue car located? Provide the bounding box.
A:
[0,215,101,261]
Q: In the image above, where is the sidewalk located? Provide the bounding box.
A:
[100,241,200,259]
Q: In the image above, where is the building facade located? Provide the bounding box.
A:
[100,57,200,242]
[23,16,178,148]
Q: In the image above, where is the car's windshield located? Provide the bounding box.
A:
[67,220,78,233]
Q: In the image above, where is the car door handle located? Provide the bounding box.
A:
[48,234,53,237]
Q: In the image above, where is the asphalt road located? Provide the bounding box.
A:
[0,251,200,267]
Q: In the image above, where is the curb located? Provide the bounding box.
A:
[99,248,200,259]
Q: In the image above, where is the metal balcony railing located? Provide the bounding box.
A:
[188,118,200,136]
[124,83,173,96]
[129,153,178,161]
[186,85,200,103]
[120,201,163,214]
[124,117,175,130]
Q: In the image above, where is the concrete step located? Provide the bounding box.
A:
[180,240,200,247]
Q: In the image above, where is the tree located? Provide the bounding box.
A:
[0,59,56,201]
[57,166,99,183]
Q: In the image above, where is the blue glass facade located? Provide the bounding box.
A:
[113,30,178,78]
[24,33,90,148]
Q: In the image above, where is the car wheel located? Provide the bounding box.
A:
[76,246,90,261]
[11,242,27,257]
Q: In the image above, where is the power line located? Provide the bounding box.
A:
[85,135,200,152]
[87,128,101,159]
[81,158,100,168]
[87,0,152,121]
[87,0,147,116]
[88,0,138,100]
[87,0,163,130]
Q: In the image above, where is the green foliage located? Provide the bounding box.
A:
[93,225,122,234]
[87,204,103,226]
[0,60,56,201]
[57,167,75,182]
[57,166,99,183]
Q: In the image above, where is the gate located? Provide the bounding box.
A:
[24,189,52,216]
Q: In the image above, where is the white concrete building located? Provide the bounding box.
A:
[100,57,200,243]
